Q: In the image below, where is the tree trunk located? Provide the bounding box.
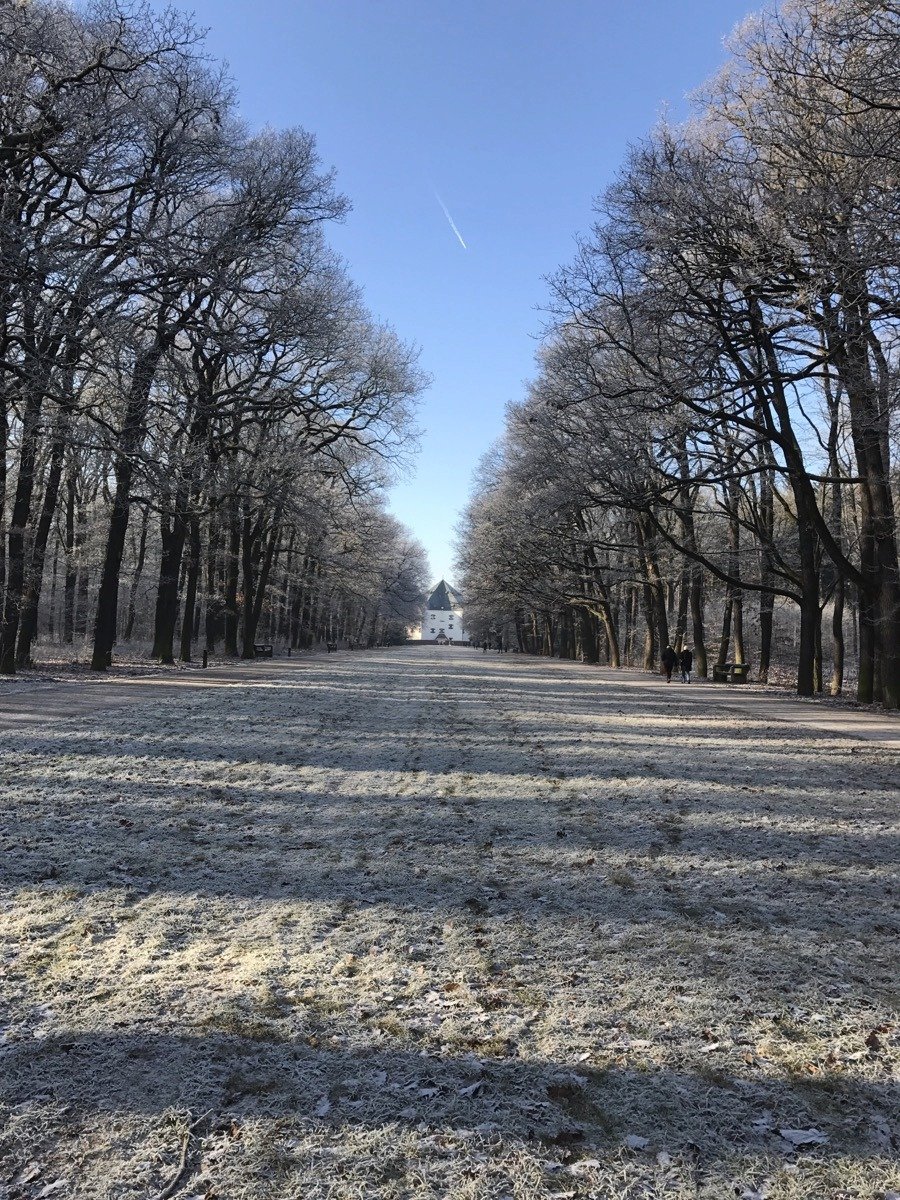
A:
[123,504,150,643]
[690,566,708,678]
[541,612,554,656]
[623,584,636,665]
[830,576,845,697]
[641,581,656,671]
[717,590,733,668]
[832,289,900,707]
[636,514,668,654]
[758,594,774,685]
[47,545,59,639]
[578,607,599,663]
[16,406,70,667]
[205,518,221,653]
[673,441,707,676]
[673,559,689,652]
[249,521,281,645]
[599,602,620,667]
[757,452,776,685]
[0,380,7,596]
[514,610,526,653]
[91,343,165,670]
[814,609,824,694]
[75,559,89,639]
[0,383,44,673]
[580,536,621,668]
[224,502,241,656]
[795,519,820,698]
[726,459,745,666]
[179,514,201,662]
[63,471,77,644]
[731,584,745,664]
[151,509,188,663]
[240,507,259,658]
[821,359,845,698]
[857,574,877,704]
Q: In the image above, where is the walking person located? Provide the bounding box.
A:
[661,644,677,682]
[679,645,693,683]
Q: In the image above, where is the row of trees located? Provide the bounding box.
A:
[459,0,900,706]
[1,1,428,674]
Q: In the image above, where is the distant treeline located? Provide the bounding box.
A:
[0,1,428,673]
[459,0,900,707]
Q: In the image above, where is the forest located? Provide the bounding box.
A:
[459,0,900,708]
[0,0,429,676]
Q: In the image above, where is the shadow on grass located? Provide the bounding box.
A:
[2,1030,897,1159]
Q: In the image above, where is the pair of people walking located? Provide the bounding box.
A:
[661,644,693,683]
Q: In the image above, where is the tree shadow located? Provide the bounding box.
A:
[2,1030,896,1158]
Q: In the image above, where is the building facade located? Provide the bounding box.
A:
[411,580,468,644]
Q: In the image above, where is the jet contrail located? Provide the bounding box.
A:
[434,191,467,250]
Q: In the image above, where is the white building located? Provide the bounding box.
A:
[411,580,468,644]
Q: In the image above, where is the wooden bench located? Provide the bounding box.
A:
[253,643,274,658]
[713,662,749,683]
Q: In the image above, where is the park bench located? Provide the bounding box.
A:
[326,641,337,652]
[712,661,749,684]
[253,643,274,658]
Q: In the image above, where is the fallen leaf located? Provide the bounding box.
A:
[624,1134,649,1150]
[314,1096,331,1117]
[779,1127,828,1147]
[458,1081,483,1098]
[569,1158,602,1174]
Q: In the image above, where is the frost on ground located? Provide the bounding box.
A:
[0,647,897,1200]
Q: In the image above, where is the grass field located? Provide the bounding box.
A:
[1,648,897,1199]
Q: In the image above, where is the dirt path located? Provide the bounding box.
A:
[591,666,900,747]
[1,647,897,1199]
[0,657,311,730]
[2,650,897,748]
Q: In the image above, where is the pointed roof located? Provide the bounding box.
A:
[426,579,463,611]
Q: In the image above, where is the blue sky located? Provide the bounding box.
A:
[157,0,754,583]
